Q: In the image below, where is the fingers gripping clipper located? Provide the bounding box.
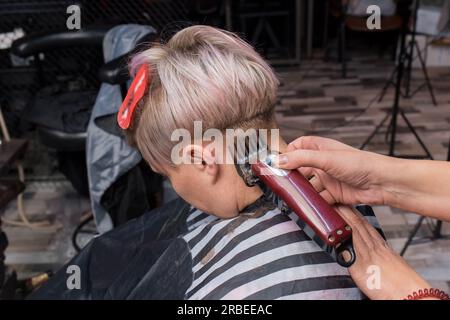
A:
[235,149,356,267]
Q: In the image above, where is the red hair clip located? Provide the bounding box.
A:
[117,65,151,129]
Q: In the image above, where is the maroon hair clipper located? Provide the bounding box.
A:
[236,152,355,267]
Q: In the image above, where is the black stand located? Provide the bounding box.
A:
[338,4,348,78]
[400,214,445,256]
[360,3,432,158]
[360,1,444,256]
[378,0,437,105]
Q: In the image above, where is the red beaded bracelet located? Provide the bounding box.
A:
[404,288,450,300]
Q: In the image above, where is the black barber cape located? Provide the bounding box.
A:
[30,197,382,299]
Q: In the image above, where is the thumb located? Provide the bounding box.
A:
[273,149,335,172]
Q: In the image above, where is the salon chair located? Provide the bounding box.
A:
[11,26,163,250]
[11,29,108,195]
[84,25,164,236]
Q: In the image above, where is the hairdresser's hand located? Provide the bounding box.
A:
[334,205,433,300]
[275,136,398,206]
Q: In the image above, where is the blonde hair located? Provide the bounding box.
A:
[125,25,279,168]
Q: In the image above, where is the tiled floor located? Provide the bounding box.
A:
[2,49,450,292]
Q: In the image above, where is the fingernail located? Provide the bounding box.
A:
[274,155,288,166]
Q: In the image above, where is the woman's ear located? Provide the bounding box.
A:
[182,144,219,180]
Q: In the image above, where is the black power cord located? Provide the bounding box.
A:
[72,213,96,252]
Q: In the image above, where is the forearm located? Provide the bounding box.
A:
[381,158,450,221]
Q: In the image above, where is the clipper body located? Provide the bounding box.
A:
[237,153,356,267]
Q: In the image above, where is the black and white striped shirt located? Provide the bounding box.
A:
[181,199,379,300]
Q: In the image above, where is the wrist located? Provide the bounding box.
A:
[389,280,433,300]
[371,154,409,207]
[403,288,450,300]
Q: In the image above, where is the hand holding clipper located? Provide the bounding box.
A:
[237,153,356,267]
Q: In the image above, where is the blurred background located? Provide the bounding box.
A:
[1,0,450,298]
